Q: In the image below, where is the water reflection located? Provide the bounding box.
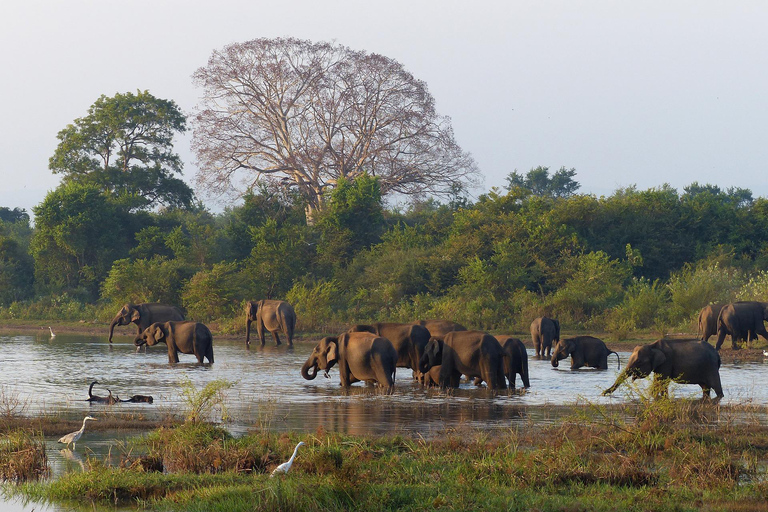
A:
[0,332,766,437]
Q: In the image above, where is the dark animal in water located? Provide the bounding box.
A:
[121,395,154,404]
[86,381,119,404]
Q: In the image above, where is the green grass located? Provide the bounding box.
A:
[8,399,768,511]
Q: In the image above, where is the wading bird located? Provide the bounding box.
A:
[49,326,56,338]
[270,441,305,477]
[58,416,97,450]
[763,350,768,357]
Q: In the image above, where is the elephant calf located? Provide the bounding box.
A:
[420,331,506,390]
[301,332,397,391]
[495,336,530,388]
[551,336,619,370]
[137,321,214,364]
[603,339,723,400]
[530,316,560,358]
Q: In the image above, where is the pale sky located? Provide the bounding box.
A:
[2,0,767,216]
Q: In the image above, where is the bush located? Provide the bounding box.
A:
[101,256,192,307]
[666,261,745,327]
[286,279,344,332]
[736,270,768,302]
[182,262,246,323]
[607,278,670,337]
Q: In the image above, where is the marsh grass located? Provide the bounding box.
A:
[0,429,48,481]
[14,399,768,511]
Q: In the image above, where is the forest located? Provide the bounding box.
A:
[1,161,767,338]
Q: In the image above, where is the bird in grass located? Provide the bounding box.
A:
[270,441,305,477]
[49,326,56,338]
[763,350,768,357]
[58,416,97,450]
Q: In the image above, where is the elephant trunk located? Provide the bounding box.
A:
[108,317,121,343]
[602,369,629,396]
[301,360,318,380]
[245,318,252,345]
[551,356,559,368]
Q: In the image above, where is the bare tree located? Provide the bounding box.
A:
[191,37,478,222]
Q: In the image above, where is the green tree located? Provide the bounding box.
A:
[49,90,193,210]
[505,166,580,198]
[317,174,385,268]
[31,182,136,299]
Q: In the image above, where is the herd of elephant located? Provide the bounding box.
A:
[107,299,758,401]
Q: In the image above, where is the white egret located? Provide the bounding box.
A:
[58,416,97,450]
[49,326,56,338]
[763,350,768,357]
[270,441,305,477]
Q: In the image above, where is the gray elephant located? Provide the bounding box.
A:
[698,304,725,342]
[136,321,214,364]
[419,330,506,390]
[715,301,768,350]
[108,303,184,343]
[301,332,397,390]
[551,336,619,370]
[245,300,296,347]
[413,320,467,339]
[602,339,723,399]
[349,323,430,376]
[530,316,560,358]
[494,335,530,388]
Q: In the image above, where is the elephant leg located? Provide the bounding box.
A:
[271,330,282,346]
[168,346,179,364]
[257,321,266,347]
[714,329,727,351]
[206,345,214,364]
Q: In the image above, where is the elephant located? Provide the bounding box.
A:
[602,339,723,399]
[419,330,506,390]
[494,335,530,388]
[715,301,768,350]
[422,365,460,387]
[698,304,725,342]
[108,303,184,343]
[245,300,296,348]
[413,320,467,339]
[551,336,620,370]
[349,323,430,376]
[136,321,214,364]
[300,332,397,390]
[530,316,560,358]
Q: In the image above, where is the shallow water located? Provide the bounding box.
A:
[0,331,766,437]
[2,331,768,511]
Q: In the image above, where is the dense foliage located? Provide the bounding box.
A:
[3,162,768,336]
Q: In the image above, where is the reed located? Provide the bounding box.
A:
[0,429,48,481]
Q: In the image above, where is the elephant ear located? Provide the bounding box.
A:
[130,309,141,322]
[327,339,339,365]
[153,324,165,341]
[650,348,666,371]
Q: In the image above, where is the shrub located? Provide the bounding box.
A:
[0,429,48,481]
[666,261,745,327]
[182,262,246,323]
[607,278,670,337]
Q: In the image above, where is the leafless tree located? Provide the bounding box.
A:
[191,37,479,222]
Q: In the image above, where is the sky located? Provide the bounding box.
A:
[2,0,767,217]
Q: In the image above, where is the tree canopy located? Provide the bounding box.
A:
[191,37,478,222]
[506,166,580,198]
[49,90,194,210]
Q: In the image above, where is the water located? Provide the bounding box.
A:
[0,331,766,436]
[1,331,767,511]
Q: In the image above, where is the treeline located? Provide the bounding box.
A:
[1,175,767,337]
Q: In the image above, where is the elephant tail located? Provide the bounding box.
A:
[610,351,620,370]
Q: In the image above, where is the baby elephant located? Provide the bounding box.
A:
[137,321,214,364]
[551,336,619,370]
